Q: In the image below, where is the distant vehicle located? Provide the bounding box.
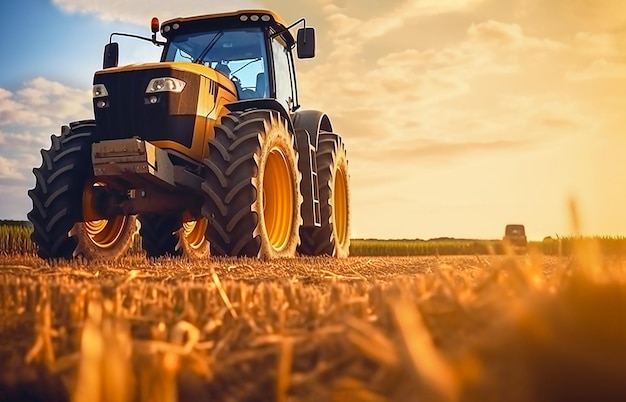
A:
[503,224,527,251]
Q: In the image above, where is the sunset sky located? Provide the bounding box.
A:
[0,0,624,240]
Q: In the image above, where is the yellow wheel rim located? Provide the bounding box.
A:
[263,148,294,251]
[333,167,348,246]
[182,218,208,250]
[82,182,128,249]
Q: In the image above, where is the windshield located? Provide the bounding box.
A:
[164,28,269,99]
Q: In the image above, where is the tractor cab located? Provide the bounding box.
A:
[158,10,315,111]
[103,10,315,111]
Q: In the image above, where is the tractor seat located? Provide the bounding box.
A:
[255,72,268,98]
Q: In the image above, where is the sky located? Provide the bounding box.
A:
[0,0,625,240]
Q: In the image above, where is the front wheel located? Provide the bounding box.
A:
[27,121,136,260]
[70,216,137,260]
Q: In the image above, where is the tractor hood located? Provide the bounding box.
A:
[92,61,238,161]
[94,61,237,94]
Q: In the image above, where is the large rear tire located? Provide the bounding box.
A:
[298,133,351,257]
[138,214,210,259]
[27,121,136,260]
[202,110,302,258]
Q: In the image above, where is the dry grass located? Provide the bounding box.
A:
[0,249,625,402]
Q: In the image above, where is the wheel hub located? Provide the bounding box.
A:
[333,168,348,246]
[182,218,209,250]
[263,148,294,252]
[82,182,128,249]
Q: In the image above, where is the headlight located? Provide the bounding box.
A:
[146,77,186,93]
[92,84,108,98]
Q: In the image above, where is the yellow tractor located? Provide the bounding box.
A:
[27,10,350,260]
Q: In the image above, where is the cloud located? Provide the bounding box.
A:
[0,130,50,153]
[298,18,573,158]
[0,78,91,129]
[0,88,41,128]
[573,32,625,58]
[467,20,565,52]
[359,138,531,164]
[566,59,626,81]
[0,155,27,182]
[289,0,489,62]
[0,78,93,219]
[513,0,626,32]
[354,0,486,39]
[498,94,594,131]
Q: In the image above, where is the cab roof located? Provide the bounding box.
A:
[160,9,294,46]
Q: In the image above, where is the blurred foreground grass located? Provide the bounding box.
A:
[1,245,625,401]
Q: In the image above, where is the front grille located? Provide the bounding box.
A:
[93,68,200,148]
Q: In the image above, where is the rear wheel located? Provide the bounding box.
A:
[27,121,136,260]
[298,133,351,257]
[138,214,210,259]
[202,110,302,258]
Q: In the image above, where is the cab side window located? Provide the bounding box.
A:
[271,39,293,111]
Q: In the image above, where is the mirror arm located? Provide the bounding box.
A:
[286,18,306,32]
[270,17,306,41]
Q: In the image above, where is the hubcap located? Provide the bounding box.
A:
[333,168,348,246]
[263,148,294,251]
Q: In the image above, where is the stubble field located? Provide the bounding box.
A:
[1,245,626,402]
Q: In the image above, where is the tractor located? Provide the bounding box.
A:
[27,9,350,260]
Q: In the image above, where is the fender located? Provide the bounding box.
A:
[225,102,334,150]
[292,110,333,228]
[224,99,295,133]
[292,110,333,149]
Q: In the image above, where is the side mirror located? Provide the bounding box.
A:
[297,27,316,59]
[103,42,119,69]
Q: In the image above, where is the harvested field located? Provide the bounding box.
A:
[1,252,625,402]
